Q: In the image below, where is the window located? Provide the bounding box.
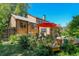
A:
[20,21,27,28]
[17,23,20,29]
[41,28,46,32]
[37,20,42,24]
[31,23,36,29]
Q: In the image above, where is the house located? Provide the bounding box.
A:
[2,14,60,39]
[9,14,45,36]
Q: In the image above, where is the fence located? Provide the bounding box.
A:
[1,28,16,40]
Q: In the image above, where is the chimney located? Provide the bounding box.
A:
[42,15,46,20]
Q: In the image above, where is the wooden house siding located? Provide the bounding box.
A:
[28,22,38,35]
[16,19,28,35]
[9,14,45,36]
[15,19,38,35]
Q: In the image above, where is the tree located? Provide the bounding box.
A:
[67,15,79,37]
[14,4,29,15]
[0,3,29,39]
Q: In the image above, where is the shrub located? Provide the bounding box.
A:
[58,51,69,56]
[18,35,29,49]
[9,35,19,44]
[32,43,52,56]
[61,41,77,55]
[29,38,37,50]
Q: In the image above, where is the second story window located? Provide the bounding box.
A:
[37,19,42,24]
[31,23,36,29]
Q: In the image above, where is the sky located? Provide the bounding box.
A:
[28,3,79,27]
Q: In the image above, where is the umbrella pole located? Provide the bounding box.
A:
[52,28,55,40]
[50,28,52,39]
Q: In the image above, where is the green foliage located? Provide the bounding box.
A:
[59,44,79,56]
[9,35,19,44]
[0,43,22,56]
[0,4,15,36]
[18,35,29,49]
[64,44,76,55]
[14,4,29,15]
[61,29,69,36]
[67,15,79,37]
[60,39,78,56]
[33,44,52,56]
[0,3,29,38]
[29,37,37,50]
[74,47,79,56]
[1,35,79,56]
[68,16,79,29]
[18,35,53,56]
[58,51,69,56]
[1,34,79,56]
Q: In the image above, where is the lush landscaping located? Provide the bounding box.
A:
[1,3,79,56]
[0,35,52,56]
[0,35,79,56]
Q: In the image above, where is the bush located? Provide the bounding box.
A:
[58,51,69,56]
[58,44,79,56]
[29,38,37,50]
[9,35,19,44]
[17,36,53,56]
[18,35,29,49]
[61,41,78,55]
[32,42,52,56]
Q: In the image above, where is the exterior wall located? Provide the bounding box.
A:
[10,14,37,28]
[27,15,38,35]
[10,14,45,36]
[16,19,38,36]
[10,14,38,35]
[16,20,28,35]
[47,28,50,35]
[10,16,16,27]
[39,27,51,35]
[28,22,38,36]
[9,14,60,38]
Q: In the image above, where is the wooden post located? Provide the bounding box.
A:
[27,21,28,34]
[37,26,39,38]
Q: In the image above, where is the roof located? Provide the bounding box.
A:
[28,14,44,20]
[11,14,36,23]
[11,14,60,28]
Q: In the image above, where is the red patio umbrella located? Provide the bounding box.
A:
[37,21,58,28]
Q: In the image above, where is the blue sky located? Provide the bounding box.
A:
[28,3,79,27]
